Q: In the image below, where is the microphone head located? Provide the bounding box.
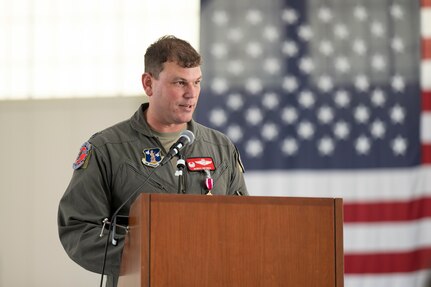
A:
[181,130,195,145]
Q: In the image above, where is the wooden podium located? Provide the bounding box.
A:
[118,194,344,287]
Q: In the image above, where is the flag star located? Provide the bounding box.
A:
[317,105,334,124]
[261,122,279,141]
[317,136,335,156]
[245,107,263,125]
[333,121,350,140]
[370,119,386,139]
[334,23,349,40]
[263,26,280,42]
[262,93,279,110]
[245,78,263,94]
[390,4,404,20]
[391,37,405,53]
[299,57,315,74]
[246,42,263,58]
[281,106,299,124]
[298,90,315,109]
[211,78,229,94]
[226,93,244,111]
[354,104,370,124]
[227,28,244,42]
[227,60,245,75]
[298,25,314,41]
[245,139,264,157]
[391,135,408,156]
[354,74,370,92]
[319,40,334,56]
[212,10,229,26]
[263,58,281,74]
[282,76,299,92]
[371,89,386,107]
[282,8,299,24]
[355,135,371,155]
[281,137,299,156]
[297,121,315,140]
[334,90,351,108]
[370,21,385,38]
[318,7,333,23]
[352,39,367,55]
[371,54,386,71]
[391,74,405,92]
[226,125,243,143]
[282,41,299,57]
[246,9,263,25]
[209,108,228,127]
[353,5,368,22]
[390,104,405,124]
[211,43,228,58]
[317,75,334,93]
[334,56,351,73]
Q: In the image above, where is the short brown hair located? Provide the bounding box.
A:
[144,35,202,78]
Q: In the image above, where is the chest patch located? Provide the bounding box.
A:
[142,148,162,167]
[186,157,216,171]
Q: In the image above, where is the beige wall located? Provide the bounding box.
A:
[0,97,144,286]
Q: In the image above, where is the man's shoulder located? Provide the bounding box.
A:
[193,121,232,146]
[89,118,136,147]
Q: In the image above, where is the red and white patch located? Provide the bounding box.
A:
[186,157,215,171]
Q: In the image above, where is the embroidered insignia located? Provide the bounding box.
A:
[73,141,92,170]
[186,157,216,171]
[142,148,162,167]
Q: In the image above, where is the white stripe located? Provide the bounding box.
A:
[422,8,431,38]
[422,112,431,143]
[245,166,431,203]
[422,59,431,90]
[344,218,431,253]
[345,270,430,287]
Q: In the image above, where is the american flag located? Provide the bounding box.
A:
[197,0,431,286]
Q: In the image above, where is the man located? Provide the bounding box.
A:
[57,35,248,287]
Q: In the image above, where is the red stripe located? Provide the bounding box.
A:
[344,197,431,222]
[423,38,431,59]
[345,247,431,274]
[423,0,431,7]
[423,144,431,164]
[424,91,431,111]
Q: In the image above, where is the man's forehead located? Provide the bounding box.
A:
[161,62,202,79]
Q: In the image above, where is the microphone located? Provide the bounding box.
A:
[160,130,195,166]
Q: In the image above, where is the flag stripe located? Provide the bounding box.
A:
[423,38,431,59]
[423,144,431,164]
[344,219,431,253]
[246,167,431,203]
[423,0,431,8]
[344,197,431,222]
[345,270,430,287]
[345,247,431,274]
[424,91,431,111]
[422,113,431,143]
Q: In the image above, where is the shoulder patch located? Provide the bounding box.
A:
[73,141,92,170]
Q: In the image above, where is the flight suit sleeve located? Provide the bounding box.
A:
[57,142,124,278]
[229,145,249,196]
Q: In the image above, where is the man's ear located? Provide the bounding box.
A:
[142,73,153,96]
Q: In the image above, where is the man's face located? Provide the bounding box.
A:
[145,61,202,128]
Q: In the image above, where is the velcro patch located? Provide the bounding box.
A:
[186,157,215,171]
[73,141,92,170]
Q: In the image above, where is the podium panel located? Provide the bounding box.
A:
[119,194,343,287]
